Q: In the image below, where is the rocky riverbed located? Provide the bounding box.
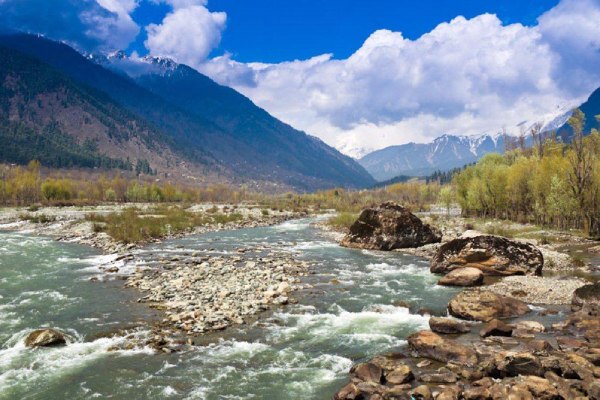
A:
[126,247,312,334]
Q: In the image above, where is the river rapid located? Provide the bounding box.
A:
[0,218,460,399]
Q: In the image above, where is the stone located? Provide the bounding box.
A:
[435,385,461,400]
[334,383,360,400]
[448,290,530,322]
[515,320,545,333]
[494,352,545,377]
[429,317,471,334]
[419,369,457,383]
[479,319,513,338]
[24,328,67,347]
[462,386,492,400]
[340,202,441,250]
[411,385,432,400]
[407,330,478,366]
[385,364,413,385]
[430,235,543,276]
[572,282,600,311]
[351,362,383,384]
[438,267,484,287]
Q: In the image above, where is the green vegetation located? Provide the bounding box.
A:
[327,212,359,230]
[86,206,244,243]
[454,109,600,238]
[19,213,56,224]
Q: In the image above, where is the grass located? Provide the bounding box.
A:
[86,206,244,243]
[327,212,359,231]
[19,213,56,224]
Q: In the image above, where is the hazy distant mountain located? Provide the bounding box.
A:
[0,34,375,190]
[556,86,600,137]
[358,133,505,181]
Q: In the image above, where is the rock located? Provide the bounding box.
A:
[448,290,530,322]
[492,352,545,377]
[407,330,478,366]
[340,202,441,250]
[526,339,554,352]
[411,385,432,400]
[572,282,600,311]
[351,362,383,384]
[385,364,414,385]
[437,267,484,287]
[515,320,545,333]
[480,319,513,337]
[462,386,492,400]
[430,235,543,276]
[419,368,457,383]
[24,328,67,347]
[334,383,360,400]
[429,317,471,334]
[435,385,461,400]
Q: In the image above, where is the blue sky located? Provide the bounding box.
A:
[1,0,599,154]
[130,0,560,62]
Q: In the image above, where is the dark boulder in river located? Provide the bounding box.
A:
[431,235,543,276]
[341,202,441,250]
[572,282,600,311]
[25,328,67,347]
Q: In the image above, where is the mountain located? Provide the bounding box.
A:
[556,87,600,136]
[0,44,187,173]
[0,34,375,190]
[359,133,505,181]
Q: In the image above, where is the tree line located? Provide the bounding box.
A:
[453,109,600,237]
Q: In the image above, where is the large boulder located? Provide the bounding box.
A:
[572,282,600,311]
[448,290,530,322]
[341,202,441,250]
[24,328,67,347]
[437,267,484,287]
[430,235,543,276]
[407,330,478,366]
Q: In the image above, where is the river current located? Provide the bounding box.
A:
[0,218,459,399]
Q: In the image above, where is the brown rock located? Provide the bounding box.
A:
[385,364,414,385]
[429,317,471,334]
[526,339,554,352]
[407,330,478,366]
[494,352,545,377]
[462,386,492,400]
[419,368,457,383]
[448,290,530,322]
[430,235,543,276]
[341,202,441,250]
[572,282,600,311]
[438,267,484,287]
[334,383,360,400]
[435,385,461,400]
[24,328,67,347]
[479,319,513,338]
[351,362,383,384]
[411,385,432,400]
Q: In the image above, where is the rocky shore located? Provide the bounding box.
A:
[335,283,600,400]
[332,203,600,399]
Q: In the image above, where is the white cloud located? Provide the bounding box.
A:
[0,0,140,51]
[196,0,600,156]
[144,2,226,68]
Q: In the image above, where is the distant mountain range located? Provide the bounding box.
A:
[357,103,580,181]
[0,34,375,191]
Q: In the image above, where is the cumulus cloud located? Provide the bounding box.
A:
[144,1,226,68]
[197,0,600,155]
[0,0,140,51]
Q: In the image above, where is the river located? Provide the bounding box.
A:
[0,218,460,399]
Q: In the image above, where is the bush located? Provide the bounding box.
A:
[327,212,358,231]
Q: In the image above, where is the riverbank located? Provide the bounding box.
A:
[0,203,317,338]
[329,209,600,399]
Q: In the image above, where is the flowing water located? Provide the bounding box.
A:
[0,218,460,399]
